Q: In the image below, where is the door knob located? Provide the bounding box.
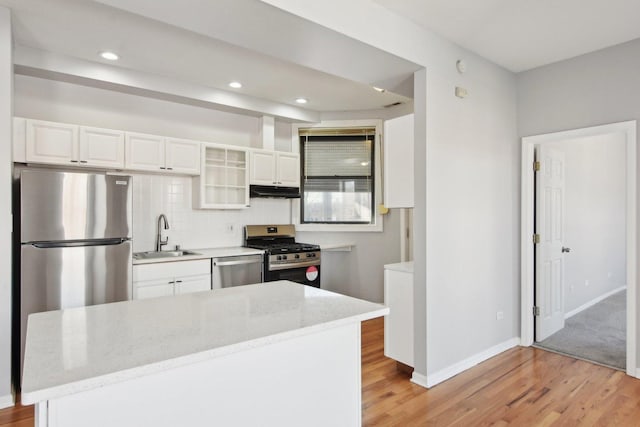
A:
[562,247,571,253]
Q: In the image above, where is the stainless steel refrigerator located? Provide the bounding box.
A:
[18,169,132,376]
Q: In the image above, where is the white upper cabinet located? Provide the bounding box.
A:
[194,143,249,209]
[79,126,125,168]
[250,150,277,185]
[125,133,200,175]
[25,119,78,165]
[383,114,414,208]
[125,132,166,172]
[165,138,201,175]
[276,152,300,187]
[250,150,300,187]
[25,119,125,169]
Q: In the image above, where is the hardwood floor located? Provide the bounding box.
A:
[2,317,640,426]
[361,317,640,426]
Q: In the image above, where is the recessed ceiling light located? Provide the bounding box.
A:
[229,81,242,89]
[99,51,119,61]
[295,98,308,104]
[372,86,386,93]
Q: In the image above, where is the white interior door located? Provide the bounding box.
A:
[535,146,566,341]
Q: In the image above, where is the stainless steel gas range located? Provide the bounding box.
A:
[244,224,321,288]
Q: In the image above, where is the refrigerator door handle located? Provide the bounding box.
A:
[30,238,129,248]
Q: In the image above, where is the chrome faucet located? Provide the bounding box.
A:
[156,214,170,252]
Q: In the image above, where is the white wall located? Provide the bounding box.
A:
[0,6,13,408]
[297,209,401,303]
[517,37,640,367]
[551,135,626,314]
[131,174,290,252]
[260,0,520,383]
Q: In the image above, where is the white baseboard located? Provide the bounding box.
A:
[565,286,626,319]
[423,337,520,388]
[410,371,428,389]
[0,393,15,410]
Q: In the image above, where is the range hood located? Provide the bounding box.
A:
[250,185,300,199]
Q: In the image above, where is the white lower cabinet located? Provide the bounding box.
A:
[135,280,175,300]
[133,259,211,300]
[383,263,414,367]
[174,275,212,295]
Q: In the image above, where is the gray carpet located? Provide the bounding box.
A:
[536,290,626,370]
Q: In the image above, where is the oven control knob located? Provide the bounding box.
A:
[295,254,300,259]
[282,255,287,260]
[277,256,282,260]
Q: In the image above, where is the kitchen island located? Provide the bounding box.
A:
[22,281,387,427]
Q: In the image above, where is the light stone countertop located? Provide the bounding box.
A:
[21,281,388,404]
[132,246,265,265]
[384,261,414,273]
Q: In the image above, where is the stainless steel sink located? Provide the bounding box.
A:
[133,250,201,260]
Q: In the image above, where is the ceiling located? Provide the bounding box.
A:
[0,0,417,115]
[373,0,640,72]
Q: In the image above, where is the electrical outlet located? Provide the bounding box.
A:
[225,223,234,234]
[496,311,504,321]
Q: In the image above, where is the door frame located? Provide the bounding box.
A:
[520,120,637,377]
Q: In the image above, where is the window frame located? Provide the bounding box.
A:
[291,119,384,232]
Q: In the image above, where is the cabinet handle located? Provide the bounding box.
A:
[70,160,79,163]
[80,160,88,164]
[160,167,166,170]
[167,167,173,170]
[175,280,182,283]
[168,280,175,284]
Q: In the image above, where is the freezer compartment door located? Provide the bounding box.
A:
[20,169,132,242]
[21,240,132,313]
[20,240,132,377]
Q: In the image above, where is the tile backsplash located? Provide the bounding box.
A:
[131,173,291,252]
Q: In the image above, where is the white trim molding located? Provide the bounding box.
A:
[520,120,637,378]
[0,393,15,410]
[565,286,626,319]
[412,337,520,389]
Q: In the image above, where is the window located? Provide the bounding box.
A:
[300,127,376,225]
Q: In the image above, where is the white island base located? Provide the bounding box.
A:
[23,281,387,427]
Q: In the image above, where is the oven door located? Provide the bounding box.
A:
[265,264,321,288]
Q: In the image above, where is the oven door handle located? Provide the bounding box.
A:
[269,260,320,271]
[214,259,263,267]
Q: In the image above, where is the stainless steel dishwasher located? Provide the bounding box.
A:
[211,254,263,289]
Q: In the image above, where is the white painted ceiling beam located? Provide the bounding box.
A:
[14,45,320,122]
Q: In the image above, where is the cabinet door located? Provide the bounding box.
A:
[174,274,211,295]
[196,144,250,209]
[383,114,414,208]
[276,153,300,187]
[383,269,414,366]
[125,132,166,172]
[250,150,277,185]
[25,119,78,165]
[79,126,125,168]
[133,279,174,300]
[165,138,201,175]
